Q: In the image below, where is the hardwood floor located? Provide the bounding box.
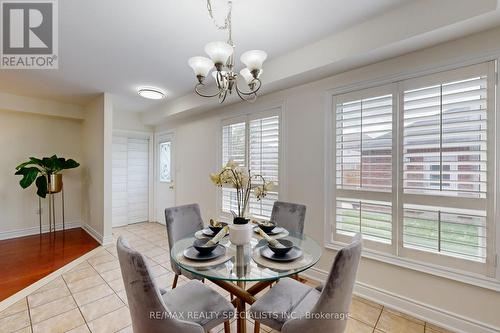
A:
[0,228,99,301]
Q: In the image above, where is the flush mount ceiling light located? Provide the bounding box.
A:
[188,0,267,103]
[138,87,166,100]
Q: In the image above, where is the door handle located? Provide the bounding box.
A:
[169,185,174,189]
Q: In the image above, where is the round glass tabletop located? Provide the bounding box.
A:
[170,232,322,282]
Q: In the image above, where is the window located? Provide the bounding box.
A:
[334,85,395,252]
[159,141,172,182]
[221,109,280,219]
[330,62,496,276]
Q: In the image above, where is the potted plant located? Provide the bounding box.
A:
[15,155,80,198]
[210,160,273,244]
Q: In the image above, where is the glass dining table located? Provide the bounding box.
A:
[170,231,322,333]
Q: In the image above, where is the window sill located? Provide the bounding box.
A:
[325,241,500,292]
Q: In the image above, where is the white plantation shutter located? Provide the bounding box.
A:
[403,204,487,262]
[400,63,493,270]
[221,111,280,219]
[249,115,279,218]
[403,76,488,198]
[222,122,246,166]
[221,121,246,214]
[331,62,495,274]
[334,85,394,249]
[336,94,393,192]
[336,198,392,244]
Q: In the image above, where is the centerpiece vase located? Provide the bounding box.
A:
[229,209,252,245]
[229,223,253,245]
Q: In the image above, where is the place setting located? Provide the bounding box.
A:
[177,225,233,268]
[252,227,313,270]
[252,219,289,239]
[194,219,230,239]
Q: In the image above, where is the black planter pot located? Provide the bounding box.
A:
[233,217,250,225]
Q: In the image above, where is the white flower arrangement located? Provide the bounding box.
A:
[210,160,274,219]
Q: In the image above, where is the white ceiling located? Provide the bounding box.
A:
[0,0,413,112]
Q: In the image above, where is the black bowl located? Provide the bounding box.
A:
[193,238,218,255]
[259,221,277,234]
[268,239,294,256]
[209,222,228,234]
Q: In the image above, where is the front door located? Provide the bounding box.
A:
[156,133,175,224]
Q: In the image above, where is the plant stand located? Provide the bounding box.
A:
[38,186,65,234]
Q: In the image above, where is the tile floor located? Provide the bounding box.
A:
[0,222,455,333]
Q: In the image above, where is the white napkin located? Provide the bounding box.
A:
[206,226,229,246]
[257,228,286,248]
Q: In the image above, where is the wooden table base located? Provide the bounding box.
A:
[210,279,275,333]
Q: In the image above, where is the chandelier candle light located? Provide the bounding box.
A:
[188,0,267,103]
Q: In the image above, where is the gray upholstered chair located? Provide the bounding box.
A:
[249,234,362,333]
[165,203,204,288]
[117,236,234,333]
[271,201,307,235]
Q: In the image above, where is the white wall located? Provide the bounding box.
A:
[81,94,113,244]
[0,91,85,120]
[156,26,500,331]
[0,110,83,238]
[113,109,152,132]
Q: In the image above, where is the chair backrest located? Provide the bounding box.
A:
[270,201,306,235]
[282,234,362,333]
[116,236,204,333]
[164,204,204,273]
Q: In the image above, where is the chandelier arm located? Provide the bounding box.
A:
[235,78,262,96]
[219,89,228,103]
[195,83,223,98]
[235,82,257,102]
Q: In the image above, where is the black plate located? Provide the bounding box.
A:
[183,245,226,261]
[201,228,229,238]
[260,246,303,262]
[253,226,285,235]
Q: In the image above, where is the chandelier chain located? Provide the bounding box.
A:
[206,0,232,30]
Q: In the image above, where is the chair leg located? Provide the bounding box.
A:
[172,274,179,289]
[224,320,231,333]
[254,321,260,333]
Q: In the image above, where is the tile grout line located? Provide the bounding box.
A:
[373,305,384,332]
[26,297,33,333]
[86,254,131,330]
[61,267,93,332]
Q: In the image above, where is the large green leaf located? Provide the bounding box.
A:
[18,167,39,188]
[29,157,43,165]
[41,156,58,173]
[63,159,80,169]
[16,157,44,170]
[35,175,48,198]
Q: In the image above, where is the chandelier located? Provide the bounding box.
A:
[188,0,267,103]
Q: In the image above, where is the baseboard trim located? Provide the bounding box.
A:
[301,266,500,333]
[102,234,113,245]
[0,220,81,240]
[0,246,102,313]
[81,223,113,246]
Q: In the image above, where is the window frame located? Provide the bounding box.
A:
[332,84,398,254]
[325,60,499,289]
[398,63,495,276]
[217,107,283,220]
